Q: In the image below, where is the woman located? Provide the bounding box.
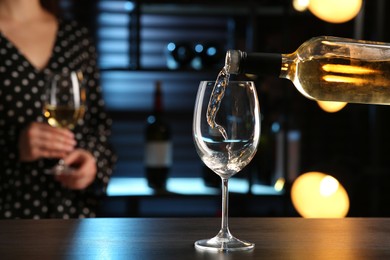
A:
[0,0,116,218]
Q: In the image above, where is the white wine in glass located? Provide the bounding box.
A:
[193,80,261,251]
[43,70,86,175]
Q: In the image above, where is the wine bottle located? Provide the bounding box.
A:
[225,36,390,105]
[145,81,172,190]
[166,42,194,70]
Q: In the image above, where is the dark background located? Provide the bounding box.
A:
[59,0,390,217]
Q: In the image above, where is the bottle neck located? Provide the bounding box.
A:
[225,50,282,77]
[154,82,163,116]
[279,53,296,80]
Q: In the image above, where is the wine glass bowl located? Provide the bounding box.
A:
[193,80,261,251]
[43,70,86,175]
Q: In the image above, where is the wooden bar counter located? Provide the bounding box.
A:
[1,218,389,259]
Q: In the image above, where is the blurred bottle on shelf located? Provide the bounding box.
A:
[192,43,223,70]
[166,42,194,70]
[144,81,172,190]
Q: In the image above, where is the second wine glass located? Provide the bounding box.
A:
[43,70,86,175]
[193,80,261,251]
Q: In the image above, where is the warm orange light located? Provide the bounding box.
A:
[317,100,347,113]
[293,0,309,12]
[322,75,366,84]
[321,63,377,85]
[291,171,350,218]
[322,64,377,75]
[309,0,362,23]
[274,177,285,192]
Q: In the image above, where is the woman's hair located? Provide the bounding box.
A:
[40,0,61,17]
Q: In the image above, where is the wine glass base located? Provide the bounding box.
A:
[195,235,254,252]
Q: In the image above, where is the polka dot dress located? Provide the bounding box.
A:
[0,20,116,219]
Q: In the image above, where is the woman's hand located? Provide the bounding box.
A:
[18,122,76,162]
[55,149,97,190]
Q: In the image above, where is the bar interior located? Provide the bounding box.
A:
[2,0,390,258]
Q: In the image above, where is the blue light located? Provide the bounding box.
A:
[207,47,217,56]
[124,1,135,11]
[98,41,129,52]
[98,27,129,39]
[251,183,283,195]
[195,44,204,53]
[98,0,134,12]
[272,122,281,133]
[167,42,176,52]
[106,177,262,196]
[98,13,130,25]
[107,178,155,196]
[147,115,156,124]
[167,178,218,195]
[68,219,135,259]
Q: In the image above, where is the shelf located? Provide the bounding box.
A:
[141,4,286,16]
[100,67,221,73]
[107,177,283,196]
[101,177,289,217]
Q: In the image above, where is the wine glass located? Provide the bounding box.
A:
[43,70,86,175]
[193,80,261,251]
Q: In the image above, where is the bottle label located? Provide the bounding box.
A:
[145,141,173,166]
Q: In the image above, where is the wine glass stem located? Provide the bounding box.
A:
[220,177,230,236]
